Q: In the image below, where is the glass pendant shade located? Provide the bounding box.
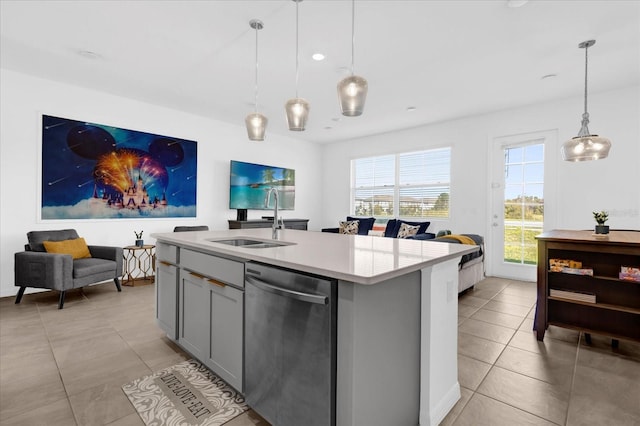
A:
[562,39,611,161]
[337,75,368,116]
[245,112,268,141]
[561,136,611,161]
[245,19,267,141]
[561,132,611,162]
[285,98,309,131]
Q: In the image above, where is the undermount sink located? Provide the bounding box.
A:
[207,238,295,249]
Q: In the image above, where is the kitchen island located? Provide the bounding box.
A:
[152,228,478,426]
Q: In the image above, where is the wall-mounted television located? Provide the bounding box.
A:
[229,160,295,212]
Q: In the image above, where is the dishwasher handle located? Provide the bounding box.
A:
[245,274,328,305]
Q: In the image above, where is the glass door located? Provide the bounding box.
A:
[490,131,554,281]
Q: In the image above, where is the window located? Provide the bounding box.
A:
[352,147,451,218]
[503,143,544,265]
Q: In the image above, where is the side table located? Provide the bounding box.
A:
[122,245,156,286]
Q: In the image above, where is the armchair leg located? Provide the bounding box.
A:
[114,277,122,292]
[15,287,26,304]
[58,291,66,309]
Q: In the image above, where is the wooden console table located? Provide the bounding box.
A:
[228,218,309,230]
[123,244,156,286]
[534,230,640,342]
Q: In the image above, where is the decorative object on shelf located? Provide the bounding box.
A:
[245,19,268,141]
[134,230,144,247]
[284,0,310,131]
[337,0,368,117]
[619,266,640,282]
[592,210,609,234]
[561,40,611,162]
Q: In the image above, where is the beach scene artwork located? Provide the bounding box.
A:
[229,160,295,210]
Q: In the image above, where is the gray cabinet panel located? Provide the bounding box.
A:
[156,242,178,263]
[156,261,178,339]
[181,248,244,288]
[207,283,244,391]
[179,270,209,360]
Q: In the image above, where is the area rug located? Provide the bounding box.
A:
[122,359,248,426]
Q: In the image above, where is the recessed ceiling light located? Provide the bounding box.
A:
[312,53,325,61]
[406,106,417,112]
[76,49,102,60]
[506,0,529,7]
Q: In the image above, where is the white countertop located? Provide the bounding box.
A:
[151,228,478,285]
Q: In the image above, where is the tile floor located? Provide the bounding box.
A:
[0,277,638,425]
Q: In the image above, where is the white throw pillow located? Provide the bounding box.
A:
[397,223,420,239]
[339,220,359,235]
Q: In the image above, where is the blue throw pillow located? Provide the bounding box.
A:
[411,233,436,240]
[390,220,431,238]
[383,219,398,238]
[346,216,376,235]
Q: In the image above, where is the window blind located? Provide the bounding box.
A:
[352,147,451,219]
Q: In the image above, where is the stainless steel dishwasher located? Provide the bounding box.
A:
[244,262,337,426]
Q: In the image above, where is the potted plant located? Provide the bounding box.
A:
[134,230,144,247]
[592,211,609,234]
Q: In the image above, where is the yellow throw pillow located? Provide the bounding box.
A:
[43,238,92,259]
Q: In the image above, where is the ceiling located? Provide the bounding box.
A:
[1,1,638,144]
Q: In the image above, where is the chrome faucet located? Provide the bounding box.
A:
[266,187,284,239]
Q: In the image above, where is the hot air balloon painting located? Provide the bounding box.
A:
[41,115,197,219]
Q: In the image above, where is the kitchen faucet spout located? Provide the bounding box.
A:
[266,187,284,239]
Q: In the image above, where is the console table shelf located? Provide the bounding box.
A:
[228,218,309,230]
[535,230,640,342]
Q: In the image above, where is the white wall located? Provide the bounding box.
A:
[0,69,324,297]
[321,85,640,236]
[2,68,638,297]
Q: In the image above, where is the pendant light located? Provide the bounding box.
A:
[245,19,268,141]
[337,0,368,117]
[561,40,611,161]
[285,0,309,131]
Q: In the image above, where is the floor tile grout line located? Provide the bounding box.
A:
[473,389,565,426]
[444,385,474,425]
[37,299,80,426]
[466,284,566,426]
[563,332,583,426]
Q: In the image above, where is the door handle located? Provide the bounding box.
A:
[189,271,207,280]
[208,278,226,288]
[246,275,328,305]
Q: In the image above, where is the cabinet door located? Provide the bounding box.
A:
[207,283,244,391]
[179,271,209,360]
[156,261,178,340]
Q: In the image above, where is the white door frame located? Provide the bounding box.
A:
[486,129,558,281]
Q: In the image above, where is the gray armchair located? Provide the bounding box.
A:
[14,229,123,309]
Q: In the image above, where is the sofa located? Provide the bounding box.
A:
[322,216,435,239]
[323,218,484,293]
[430,234,485,293]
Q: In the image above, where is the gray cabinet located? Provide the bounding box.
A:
[179,270,210,361]
[155,243,179,340]
[178,249,244,391]
[208,282,244,390]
